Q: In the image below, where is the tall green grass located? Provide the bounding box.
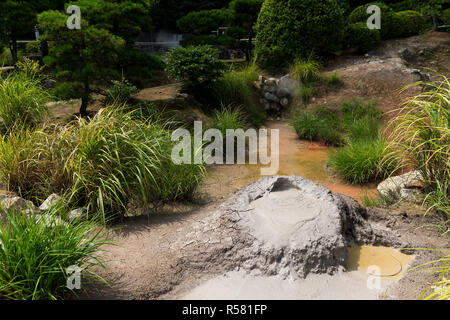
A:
[290,55,321,84]
[0,72,49,130]
[0,206,108,300]
[328,138,396,184]
[385,76,449,221]
[0,107,205,220]
[212,64,265,127]
[213,105,249,136]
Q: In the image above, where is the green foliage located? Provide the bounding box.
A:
[0,108,205,219]
[290,106,343,146]
[213,105,249,136]
[395,10,427,36]
[349,2,400,39]
[328,138,396,184]
[38,10,125,114]
[290,56,321,83]
[165,45,227,88]
[105,76,138,105]
[211,64,266,126]
[177,9,233,35]
[443,8,450,24]
[325,72,344,87]
[385,76,449,220]
[16,58,45,81]
[298,86,315,104]
[51,82,84,101]
[255,0,345,69]
[0,206,108,300]
[0,72,49,131]
[345,22,381,53]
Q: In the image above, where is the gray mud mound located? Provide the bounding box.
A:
[172,176,397,280]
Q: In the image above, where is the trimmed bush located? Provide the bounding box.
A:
[345,22,381,53]
[349,2,400,39]
[255,0,345,69]
[177,9,233,35]
[395,10,427,37]
[165,45,227,90]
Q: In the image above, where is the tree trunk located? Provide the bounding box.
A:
[80,79,90,116]
[10,39,18,66]
[432,5,438,31]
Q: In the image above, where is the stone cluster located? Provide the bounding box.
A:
[254,75,299,115]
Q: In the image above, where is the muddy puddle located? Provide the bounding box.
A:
[175,246,414,300]
[200,121,377,203]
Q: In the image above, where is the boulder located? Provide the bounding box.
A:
[0,195,38,223]
[377,171,424,202]
[68,208,87,221]
[39,193,62,211]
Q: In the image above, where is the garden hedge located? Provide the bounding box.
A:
[254,0,345,69]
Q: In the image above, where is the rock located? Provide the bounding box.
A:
[377,171,424,202]
[36,214,68,228]
[69,208,86,221]
[1,194,37,212]
[39,193,62,211]
[409,69,431,82]
[399,48,413,61]
[172,176,396,280]
[42,79,56,90]
[264,92,279,103]
[263,85,277,93]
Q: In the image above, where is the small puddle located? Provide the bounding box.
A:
[345,245,414,281]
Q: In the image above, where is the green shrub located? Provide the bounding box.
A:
[25,41,40,55]
[385,76,449,220]
[342,98,381,124]
[290,107,343,146]
[298,85,315,104]
[255,0,345,68]
[345,117,380,143]
[165,45,227,90]
[0,72,49,130]
[176,9,233,35]
[16,58,45,81]
[290,56,321,83]
[345,22,381,53]
[213,105,248,136]
[325,72,344,87]
[0,108,205,219]
[105,76,138,105]
[442,8,450,25]
[0,206,108,300]
[395,10,427,37]
[328,138,397,184]
[51,82,84,101]
[349,2,400,39]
